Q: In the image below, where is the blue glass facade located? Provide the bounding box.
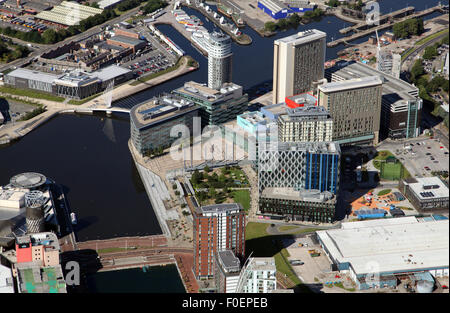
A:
[305,152,339,193]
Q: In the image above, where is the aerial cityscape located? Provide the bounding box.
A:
[0,0,448,300]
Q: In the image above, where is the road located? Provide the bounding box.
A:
[402,30,450,73]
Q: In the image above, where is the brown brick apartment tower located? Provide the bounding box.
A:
[193,203,246,279]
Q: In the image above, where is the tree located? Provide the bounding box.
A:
[264,21,277,32]
[410,59,424,82]
[208,187,217,198]
[288,13,301,28]
[423,45,437,60]
[204,165,211,173]
[326,0,340,7]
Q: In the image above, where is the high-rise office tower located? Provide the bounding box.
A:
[193,203,245,279]
[273,29,326,104]
[318,76,383,146]
[207,31,233,90]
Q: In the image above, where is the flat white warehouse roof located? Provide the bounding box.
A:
[317,217,449,276]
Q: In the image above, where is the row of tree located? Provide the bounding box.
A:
[264,9,324,32]
[0,40,30,63]
[392,18,424,39]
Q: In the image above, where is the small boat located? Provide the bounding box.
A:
[70,212,77,225]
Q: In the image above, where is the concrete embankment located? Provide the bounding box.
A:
[128,140,172,237]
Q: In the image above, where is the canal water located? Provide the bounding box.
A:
[86,265,186,293]
[114,0,446,109]
[0,113,162,241]
[0,0,446,241]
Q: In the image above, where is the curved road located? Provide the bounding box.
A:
[402,30,449,73]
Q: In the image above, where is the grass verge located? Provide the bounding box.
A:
[245,222,312,293]
[68,93,102,105]
[377,189,392,196]
[0,86,64,102]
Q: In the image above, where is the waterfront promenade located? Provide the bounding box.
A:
[128,140,176,237]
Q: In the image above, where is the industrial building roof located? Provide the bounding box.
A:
[109,35,145,46]
[0,264,14,293]
[259,0,286,13]
[5,69,59,85]
[316,217,449,276]
[35,1,103,26]
[98,0,125,9]
[403,177,449,200]
[318,76,382,93]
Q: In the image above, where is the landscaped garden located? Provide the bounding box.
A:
[190,165,251,210]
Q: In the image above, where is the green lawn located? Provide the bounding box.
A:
[0,86,65,102]
[232,190,250,211]
[68,93,102,105]
[292,228,321,235]
[373,151,410,180]
[278,225,299,232]
[97,247,140,254]
[245,222,311,292]
[377,189,392,196]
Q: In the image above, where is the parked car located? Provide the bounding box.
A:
[289,260,304,266]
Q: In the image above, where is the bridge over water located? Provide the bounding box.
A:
[328,4,445,48]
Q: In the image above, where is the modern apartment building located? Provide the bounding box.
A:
[215,250,241,293]
[326,61,422,139]
[206,32,233,90]
[236,257,277,293]
[173,81,248,127]
[318,76,383,146]
[277,105,333,142]
[258,141,340,194]
[130,94,200,155]
[193,203,246,279]
[273,29,326,104]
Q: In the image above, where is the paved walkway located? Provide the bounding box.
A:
[130,141,174,237]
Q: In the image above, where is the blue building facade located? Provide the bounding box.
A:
[257,1,315,20]
[305,151,340,194]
